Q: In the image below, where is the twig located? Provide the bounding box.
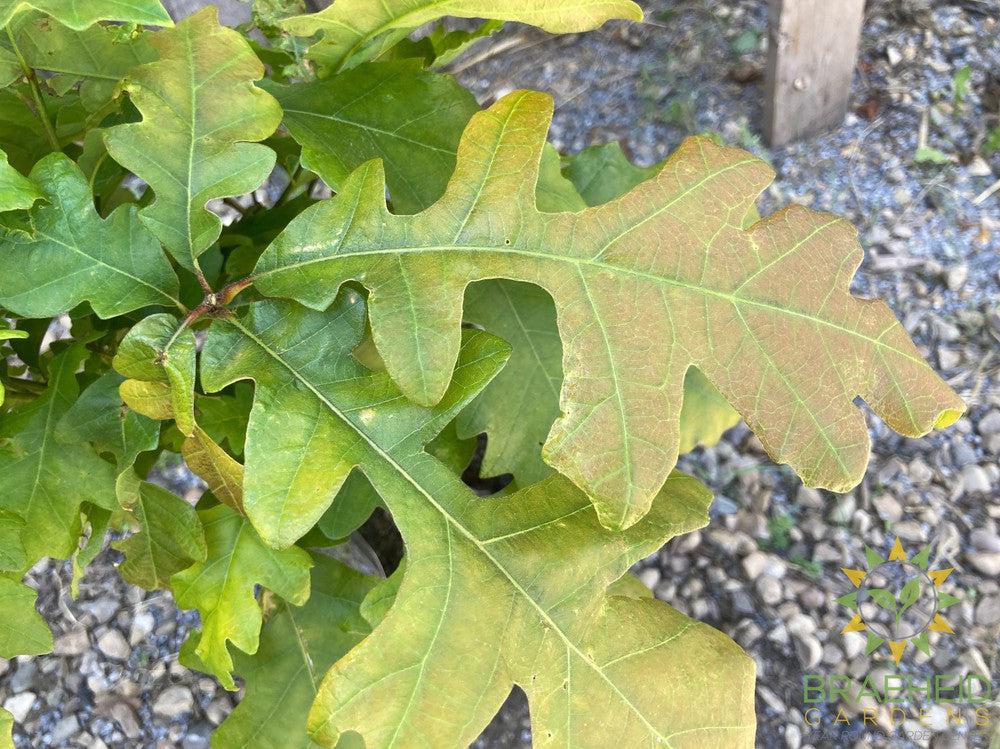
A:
[6,27,59,151]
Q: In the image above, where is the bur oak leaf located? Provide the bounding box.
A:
[0,153,182,319]
[0,345,116,565]
[198,291,755,746]
[103,7,282,273]
[282,0,643,73]
[0,0,171,30]
[0,147,41,212]
[171,503,312,691]
[254,90,965,530]
[212,554,376,749]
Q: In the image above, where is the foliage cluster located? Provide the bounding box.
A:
[0,1,963,746]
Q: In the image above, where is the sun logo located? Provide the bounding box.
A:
[838,537,959,665]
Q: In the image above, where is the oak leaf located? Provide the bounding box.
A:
[254,91,964,530]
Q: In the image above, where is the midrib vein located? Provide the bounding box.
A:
[226,318,669,742]
[257,243,927,367]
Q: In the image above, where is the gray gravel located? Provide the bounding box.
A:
[3,1,998,747]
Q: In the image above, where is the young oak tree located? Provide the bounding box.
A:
[0,1,963,747]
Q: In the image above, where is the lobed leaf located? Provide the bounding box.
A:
[212,554,376,749]
[0,345,116,564]
[103,7,282,273]
[9,11,157,111]
[282,0,643,73]
[254,90,965,530]
[114,313,196,436]
[0,0,171,30]
[171,503,312,691]
[0,153,182,318]
[263,60,478,214]
[114,470,206,590]
[57,371,160,472]
[199,292,756,745]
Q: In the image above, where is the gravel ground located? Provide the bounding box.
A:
[2,1,998,747]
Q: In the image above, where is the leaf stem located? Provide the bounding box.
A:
[6,26,60,152]
[218,276,255,305]
[176,276,255,331]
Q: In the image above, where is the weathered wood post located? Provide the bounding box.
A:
[764,0,866,146]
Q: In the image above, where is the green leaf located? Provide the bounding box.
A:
[200,292,755,745]
[195,384,252,456]
[0,153,182,318]
[0,345,116,564]
[282,0,643,73]
[0,577,52,657]
[213,554,376,749]
[171,504,312,690]
[317,470,380,542]
[70,503,111,596]
[114,313,196,436]
[0,88,52,172]
[103,8,282,273]
[0,510,25,571]
[459,280,562,484]
[0,0,171,30]
[114,470,206,590]
[0,147,41,212]
[264,60,478,214]
[10,11,157,111]
[386,18,503,69]
[57,371,160,471]
[254,90,965,530]
[564,141,660,207]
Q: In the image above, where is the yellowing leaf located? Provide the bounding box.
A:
[114,314,196,436]
[181,427,245,513]
[255,90,964,530]
[199,292,755,745]
[0,154,182,319]
[283,0,643,73]
[0,0,171,30]
[0,346,116,564]
[104,8,281,273]
[171,504,312,690]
